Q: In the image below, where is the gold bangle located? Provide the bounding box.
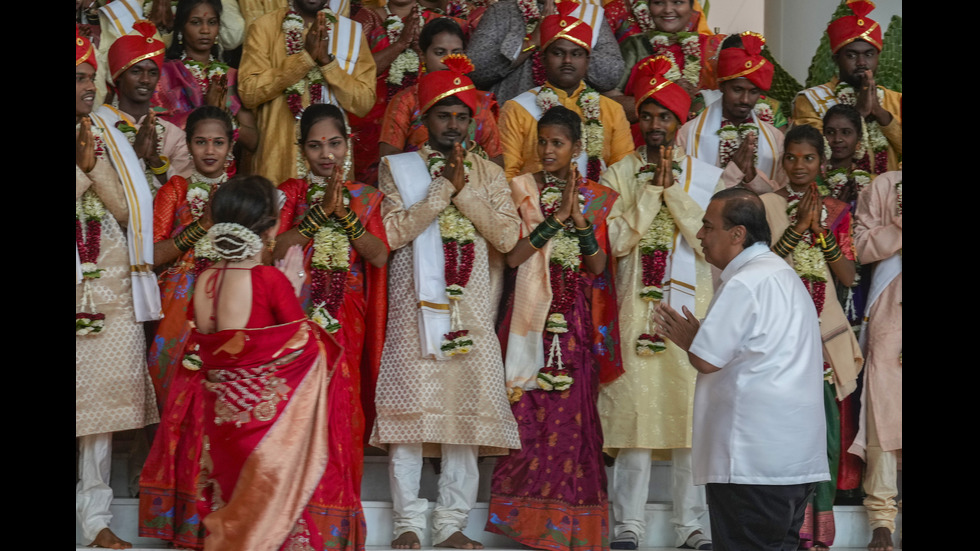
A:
[150,155,171,175]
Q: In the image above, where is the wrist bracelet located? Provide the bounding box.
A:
[175,220,206,252]
[529,219,560,249]
[150,155,170,175]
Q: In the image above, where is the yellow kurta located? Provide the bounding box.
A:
[239,7,376,184]
[793,76,902,172]
[498,81,635,180]
[596,150,716,453]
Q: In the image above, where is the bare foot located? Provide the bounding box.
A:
[435,531,484,549]
[90,528,132,549]
[868,527,893,551]
[392,531,421,549]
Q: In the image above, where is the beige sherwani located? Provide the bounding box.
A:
[76,158,159,437]
[371,152,521,455]
[597,150,719,454]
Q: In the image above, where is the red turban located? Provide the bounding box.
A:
[541,0,593,52]
[717,31,773,91]
[625,56,691,122]
[76,26,97,70]
[827,0,882,53]
[418,54,479,115]
[108,20,165,81]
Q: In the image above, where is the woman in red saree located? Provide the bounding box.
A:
[191,175,346,549]
[273,103,390,551]
[140,106,233,549]
[486,106,622,551]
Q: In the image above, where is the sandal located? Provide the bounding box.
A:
[611,530,639,550]
[680,531,712,550]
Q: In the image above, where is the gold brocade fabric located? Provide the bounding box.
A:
[597,152,712,452]
[76,160,159,437]
[370,153,521,455]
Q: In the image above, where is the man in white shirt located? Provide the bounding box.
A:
[656,188,829,551]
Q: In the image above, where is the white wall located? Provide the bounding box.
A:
[701,0,902,85]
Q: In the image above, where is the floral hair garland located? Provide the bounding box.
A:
[423,143,477,356]
[186,171,229,272]
[207,222,264,261]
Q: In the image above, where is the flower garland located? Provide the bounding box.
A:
[76,189,108,336]
[648,31,701,87]
[181,54,229,96]
[424,144,478,356]
[895,180,902,217]
[833,82,889,174]
[113,107,166,186]
[536,172,586,392]
[717,118,758,168]
[383,5,421,88]
[307,174,352,334]
[634,149,681,356]
[516,0,548,86]
[283,5,336,117]
[823,166,872,200]
[186,171,228,270]
[786,188,830,317]
[752,99,775,126]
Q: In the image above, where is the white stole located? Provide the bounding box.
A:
[685,100,780,182]
[665,156,721,313]
[98,0,142,37]
[798,84,838,120]
[384,152,451,360]
[85,114,162,322]
[318,16,362,106]
[513,87,606,178]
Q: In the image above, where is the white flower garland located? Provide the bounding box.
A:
[717,120,758,168]
[383,5,421,85]
[180,54,229,96]
[823,167,872,199]
[517,0,540,34]
[77,190,107,279]
[648,31,701,87]
[786,190,829,282]
[833,82,888,170]
[207,222,264,261]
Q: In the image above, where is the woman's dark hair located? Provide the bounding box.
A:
[822,104,862,136]
[166,0,223,60]
[210,175,279,237]
[538,105,582,143]
[419,17,465,54]
[784,124,825,159]
[720,33,743,50]
[299,103,348,144]
[185,105,234,144]
[712,188,771,248]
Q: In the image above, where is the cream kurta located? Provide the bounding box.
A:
[371,152,521,455]
[853,171,902,452]
[597,150,717,453]
[76,159,159,437]
[239,7,376,184]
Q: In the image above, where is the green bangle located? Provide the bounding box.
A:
[578,230,600,257]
